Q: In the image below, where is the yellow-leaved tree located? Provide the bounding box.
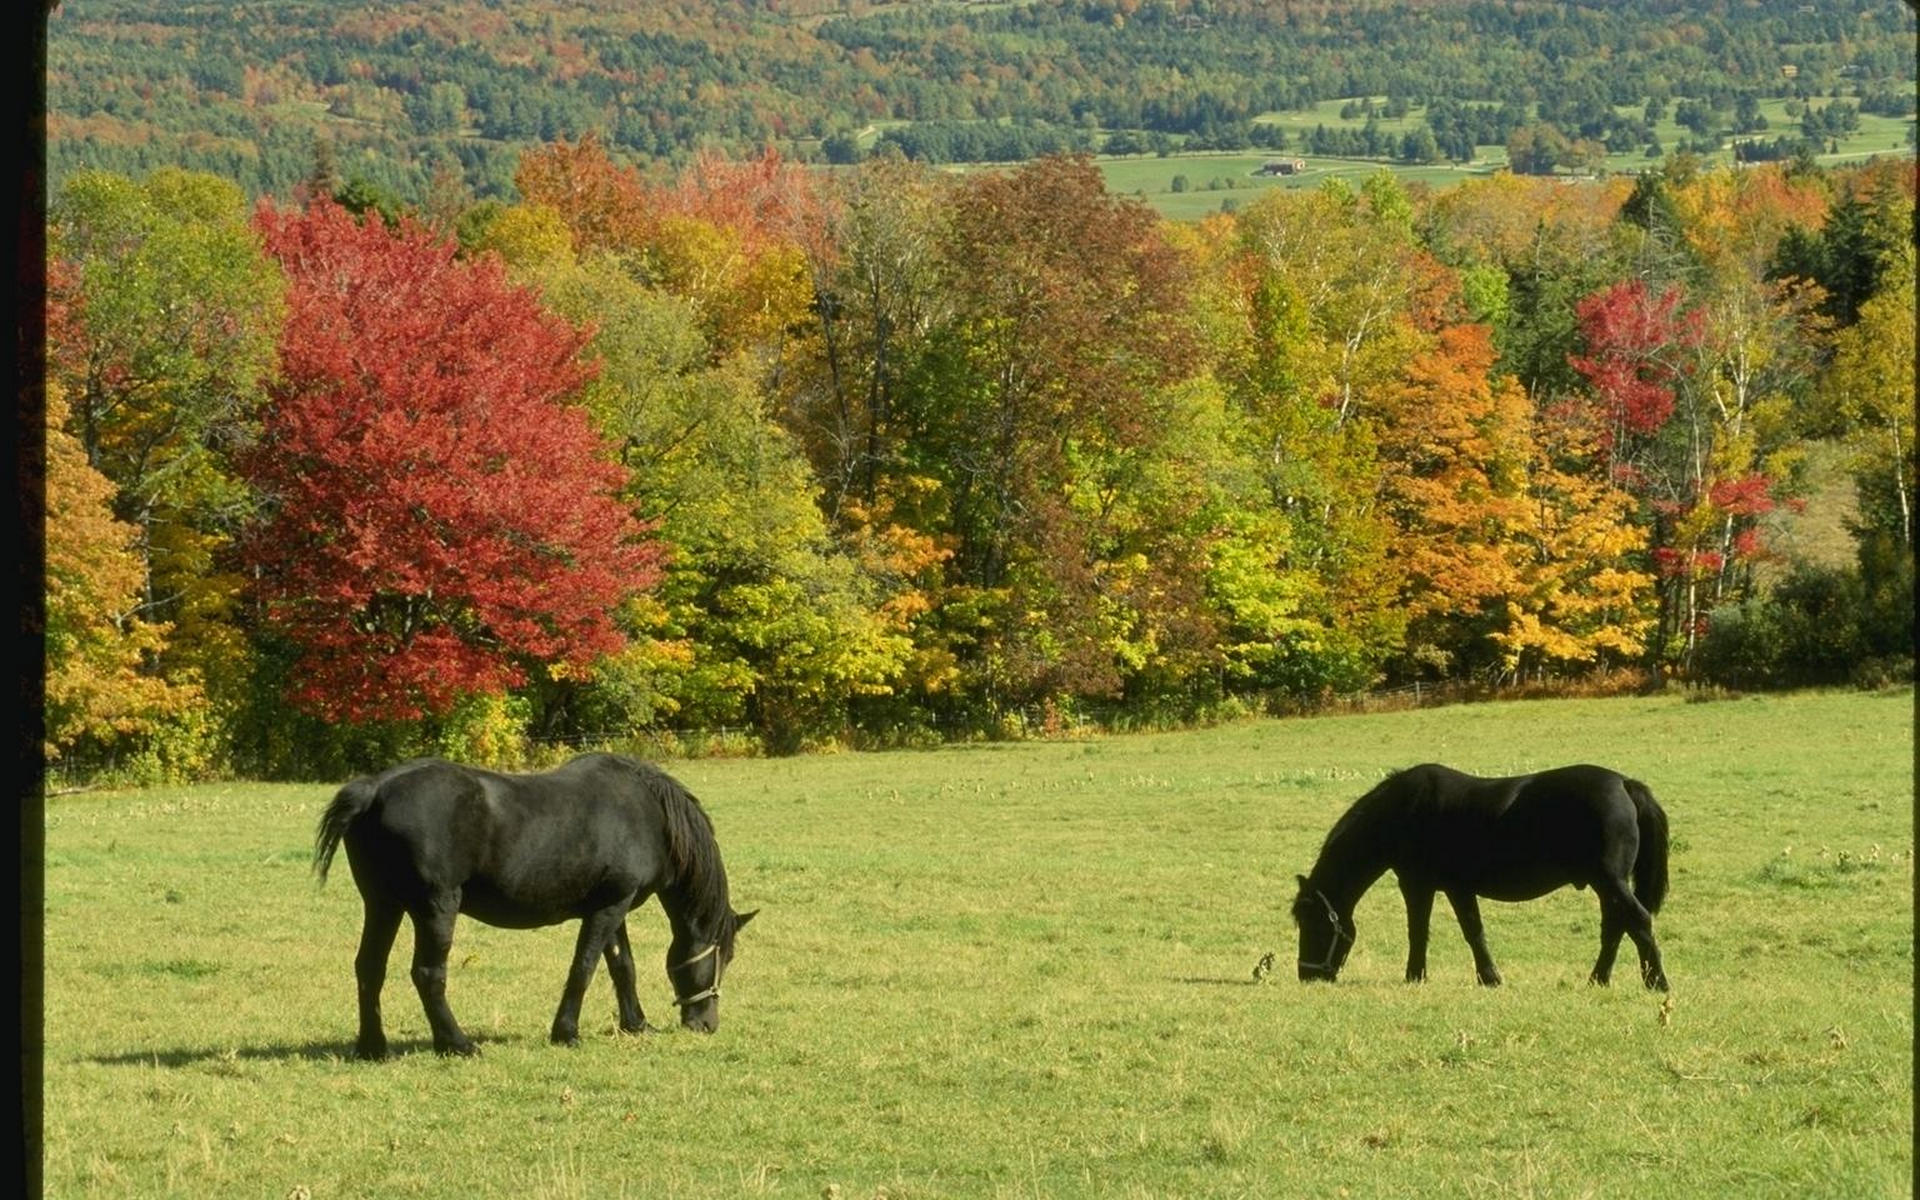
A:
[1495,399,1656,679]
[44,384,201,766]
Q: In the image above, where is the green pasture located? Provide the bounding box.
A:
[1093,94,1913,219]
[1095,153,1503,221]
[852,91,1914,220]
[40,689,1914,1197]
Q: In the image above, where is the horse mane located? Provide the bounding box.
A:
[1321,770,1407,846]
[1310,768,1421,878]
[626,757,735,946]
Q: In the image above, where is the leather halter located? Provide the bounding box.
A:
[1298,889,1353,975]
[670,942,723,1008]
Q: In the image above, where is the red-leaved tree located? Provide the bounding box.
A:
[1567,279,1701,455]
[245,200,661,722]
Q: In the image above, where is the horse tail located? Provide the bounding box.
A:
[1625,778,1669,915]
[314,775,381,884]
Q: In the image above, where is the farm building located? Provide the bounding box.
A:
[1258,159,1308,176]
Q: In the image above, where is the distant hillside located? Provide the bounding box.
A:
[1761,440,1866,582]
[48,0,1917,205]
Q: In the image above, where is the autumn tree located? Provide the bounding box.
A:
[1823,241,1916,550]
[1569,262,1821,670]
[1373,324,1536,677]
[479,204,914,748]
[44,384,201,769]
[511,133,658,255]
[515,139,826,365]
[1417,171,1634,397]
[244,200,660,724]
[1572,161,1843,668]
[1210,176,1462,690]
[46,169,285,729]
[909,154,1203,707]
[1494,399,1656,679]
[1567,277,1706,662]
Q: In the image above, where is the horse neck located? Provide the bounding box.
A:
[1309,810,1392,913]
[651,776,731,942]
[658,874,729,941]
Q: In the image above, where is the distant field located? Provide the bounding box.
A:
[41,688,1912,1197]
[840,92,1914,221]
[1095,152,1504,220]
[1088,95,1915,219]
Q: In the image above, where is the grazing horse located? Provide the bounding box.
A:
[314,753,756,1058]
[1290,763,1669,990]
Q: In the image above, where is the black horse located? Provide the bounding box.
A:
[1290,763,1669,990]
[314,752,756,1058]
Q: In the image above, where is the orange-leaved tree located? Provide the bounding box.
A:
[1373,323,1535,677]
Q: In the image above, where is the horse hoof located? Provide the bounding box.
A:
[355,1041,389,1062]
[437,1039,479,1057]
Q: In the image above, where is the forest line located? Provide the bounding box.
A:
[45,143,1916,780]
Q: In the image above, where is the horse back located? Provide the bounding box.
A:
[335,755,673,921]
[1387,763,1644,897]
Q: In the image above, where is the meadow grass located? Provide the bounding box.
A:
[41,689,1914,1198]
[1094,96,1914,219]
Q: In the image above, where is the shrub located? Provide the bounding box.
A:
[1698,558,1912,691]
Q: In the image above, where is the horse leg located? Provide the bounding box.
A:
[603,922,652,1035]
[1594,874,1668,991]
[550,903,629,1045]
[408,890,476,1056]
[1589,901,1627,986]
[1445,890,1502,986]
[1399,881,1435,983]
[352,898,403,1060]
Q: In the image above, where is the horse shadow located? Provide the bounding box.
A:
[86,1035,521,1068]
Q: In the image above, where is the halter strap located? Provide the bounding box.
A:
[1298,889,1353,974]
[671,942,722,1008]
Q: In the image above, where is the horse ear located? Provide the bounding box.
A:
[1295,874,1310,891]
[734,908,759,931]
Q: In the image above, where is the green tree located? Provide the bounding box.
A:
[794,155,953,520]
[908,155,1202,708]
[1823,242,1916,550]
[406,81,468,136]
[46,168,286,747]
[481,206,913,750]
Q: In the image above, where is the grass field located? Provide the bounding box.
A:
[40,689,1914,1197]
[1087,96,1916,220]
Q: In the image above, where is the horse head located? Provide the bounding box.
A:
[1291,874,1353,982]
[669,907,757,1033]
